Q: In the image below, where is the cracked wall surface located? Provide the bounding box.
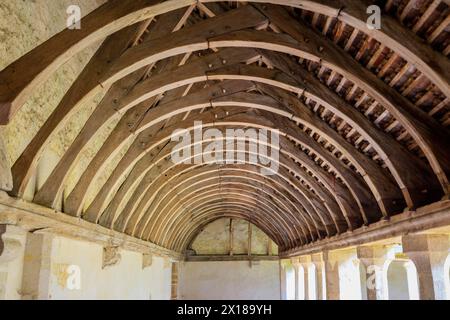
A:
[0,0,130,205]
[190,218,278,256]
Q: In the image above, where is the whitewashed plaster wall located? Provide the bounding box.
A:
[0,228,173,300]
[331,249,365,300]
[178,261,281,300]
[45,236,172,300]
[190,218,278,256]
[0,0,128,208]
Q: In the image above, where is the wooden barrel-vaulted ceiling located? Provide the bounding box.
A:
[0,0,449,254]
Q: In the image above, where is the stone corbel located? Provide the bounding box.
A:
[163,257,171,269]
[0,225,25,264]
[142,253,153,269]
[280,258,292,270]
[311,252,324,268]
[102,246,121,269]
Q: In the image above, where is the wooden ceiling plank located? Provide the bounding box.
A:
[255,4,450,196]
[9,21,152,197]
[31,7,264,212]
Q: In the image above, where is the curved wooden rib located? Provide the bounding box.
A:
[163,186,298,249]
[30,38,445,215]
[103,134,354,235]
[139,164,331,240]
[34,68,406,222]
[133,160,323,240]
[150,179,302,247]
[14,8,264,199]
[69,104,380,225]
[92,113,377,237]
[147,173,312,244]
[166,197,291,249]
[148,172,309,247]
[1,1,448,255]
[101,147,338,238]
[9,4,449,203]
[176,211,281,252]
[160,184,305,241]
[97,139,350,235]
[2,1,447,124]
[66,90,399,218]
[9,8,189,197]
[252,5,450,194]
[256,51,442,208]
[175,209,283,251]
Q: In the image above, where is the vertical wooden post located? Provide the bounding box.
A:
[229,219,233,256]
[171,262,178,300]
[248,221,252,268]
[248,221,252,256]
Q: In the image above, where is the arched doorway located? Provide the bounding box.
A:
[384,259,419,300]
[285,266,295,300]
[296,265,306,300]
[307,264,317,300]
[444,255,450,300]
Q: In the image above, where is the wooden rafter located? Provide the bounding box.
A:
[0,1,448,255]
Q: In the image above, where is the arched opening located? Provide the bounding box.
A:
[444,255,450,300]
[0,0,449,302]
[285,266,295,300]
[296,265,306,300]
[384,259,419,300]
[307,264,317,300]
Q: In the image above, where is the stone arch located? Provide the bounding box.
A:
[383,259,420,300]
[285,265,295,301]
[444,254,450,300]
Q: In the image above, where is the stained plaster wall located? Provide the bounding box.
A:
[190,218,278,256]
[0,0,130,209]
[1,229,172,300]
[46,236,172,300]
[179,260,281,300]
[180,218,281,300]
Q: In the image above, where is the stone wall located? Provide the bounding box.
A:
[190,218,278,256]
[0,226,173,300]
[0,0,118,204]
[179,260,281,300]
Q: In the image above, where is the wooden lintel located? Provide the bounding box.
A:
[282,200,450,257]
[0,192,182,261]
[186,255,279,262]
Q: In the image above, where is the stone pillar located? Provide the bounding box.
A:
[279,259,288,300]
[291,258,300,300]
[299,256,312,299]
[21,233,54,300]
[0,225,27,300]
[356,244,400,300]
[311,253,325,300]
[323,251,340,300]
[402,234,450,300]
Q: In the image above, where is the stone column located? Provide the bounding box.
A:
[356,244,400,300]
[279,259,288,300]
[299,256,312,299]
[402,234,450,300]
[21,232,54,300]
[291,258,300,300]
[311,253,325,300]
[0,225,27,300]
[323,251,340,300]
